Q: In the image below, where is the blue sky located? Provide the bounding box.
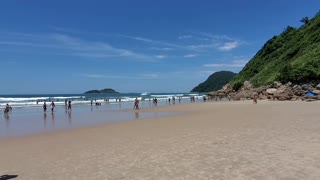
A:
[0,0,319,94]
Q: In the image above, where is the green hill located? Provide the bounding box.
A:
[191,71,237,92]
[229,12,320,90]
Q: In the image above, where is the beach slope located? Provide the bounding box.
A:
[1,101,320,180]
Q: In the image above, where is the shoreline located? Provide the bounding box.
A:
[1,96,204,137]
[0,100,206,139]
[0,99,315,139]
[1,100,320,179]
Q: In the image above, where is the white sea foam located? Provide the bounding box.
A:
[52,96,84,99]
[0,96,85,102]
[186,93,199,96]
[150,94,184,98]
[0,97,48,102]
[0,93,207,109]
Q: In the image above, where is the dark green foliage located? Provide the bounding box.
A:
[191,71,237,92]
[229,12,320,88]
[85,88,119,94]
[100,88,119,93]
[232,82,243,92]
[85,90,100,94]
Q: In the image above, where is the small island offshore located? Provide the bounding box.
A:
[84,88,119,94]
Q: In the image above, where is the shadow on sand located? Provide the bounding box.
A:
[0,175,18,180]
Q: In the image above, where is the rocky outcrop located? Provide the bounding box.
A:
[313,90,320,95]
[243,81,253,90]
[234,90,255,100]
[208,81,320,102]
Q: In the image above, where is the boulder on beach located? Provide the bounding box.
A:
[266,88,277,95]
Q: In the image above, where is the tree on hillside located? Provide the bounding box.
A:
[300,16,310,24]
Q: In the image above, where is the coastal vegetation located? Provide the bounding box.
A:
[229,11,320,90]
[84,88,119,94]
[191,71,237,92]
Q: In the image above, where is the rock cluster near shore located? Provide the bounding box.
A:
[209,81,320,102]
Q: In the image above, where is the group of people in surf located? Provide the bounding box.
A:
[43,101,56,112]
[42,99,72,112]
[91,100,102,106]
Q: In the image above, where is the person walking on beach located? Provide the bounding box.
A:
[253,94,258,104]
[154,97,158,106]
[68,100,72,110]
[50,101,55,112]
[134,98,139,109]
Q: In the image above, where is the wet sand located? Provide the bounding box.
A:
[0,104,177,137]
[1,100,320,179]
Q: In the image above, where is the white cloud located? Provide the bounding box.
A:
[187,32,244,52]
[120,33,243,53]
[83,74,105,78]
[7,61,17,64]
[155,55,167,59]
[187,43,218,51]
[52,34,154,61]
[119,34,186,49]
[139,73,159,78]
[0,41,61,49]
[204,59,248,68]
[178,35,192,39]
[190,32,235,41]
[161,47,174,51]
[150,47,174,51]
[82,73,159,79]
[184,54,197,58]
[0,31,155,62]
[1,30,246,66]
[218,41,240,51]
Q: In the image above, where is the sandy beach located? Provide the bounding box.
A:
[1,100,320,180]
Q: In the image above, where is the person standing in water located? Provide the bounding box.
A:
[50,101,55,112]
[43,101,47,112]
[134,98,139,109]
[68,100,72,110]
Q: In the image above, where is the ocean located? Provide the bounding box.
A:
[0,92,207,137]
[0,92,206,108]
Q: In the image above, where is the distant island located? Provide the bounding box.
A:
[84,88,119,94]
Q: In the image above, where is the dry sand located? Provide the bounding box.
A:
[1,100,320,180]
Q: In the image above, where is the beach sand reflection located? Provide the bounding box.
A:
[0,106,177,137]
